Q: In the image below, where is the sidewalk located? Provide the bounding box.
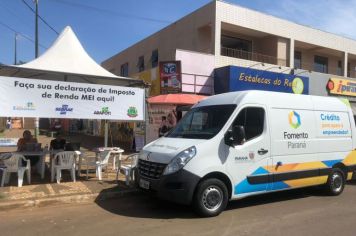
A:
[0,129,140,211]
[0,177,139,211]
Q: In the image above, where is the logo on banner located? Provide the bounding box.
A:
[13,102,36,111]
[55,105,73,115]
[127,106,138,117]
[94,107,111,115]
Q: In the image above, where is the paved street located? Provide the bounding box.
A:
[1,182,356,236]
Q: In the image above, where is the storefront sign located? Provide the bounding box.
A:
[0,76,145,121]
[160,61,182,94]
[215,66,309,95]
[327,78,356,97]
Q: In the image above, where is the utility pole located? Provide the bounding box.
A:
[34,0,39,138]
[35,0,39,58]
[14,33,17,65]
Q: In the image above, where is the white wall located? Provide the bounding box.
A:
[175,49,215,94]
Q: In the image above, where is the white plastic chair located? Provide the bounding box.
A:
[52,151,76,184]
[86,150,112,181]
[1,154,31,187]
[116,153,138,186]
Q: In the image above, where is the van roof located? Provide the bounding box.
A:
[195,90,350,112]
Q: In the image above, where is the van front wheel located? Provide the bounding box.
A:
[325,168,345,196]
[193,178,228,217]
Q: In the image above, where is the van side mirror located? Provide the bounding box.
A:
[224,130,234,146]
[224,125,246,146]
[233,125,246,145]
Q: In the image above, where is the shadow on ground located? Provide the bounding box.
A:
[95,182,356,219]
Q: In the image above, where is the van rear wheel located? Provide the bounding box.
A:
[193,178,228,217]
[325,168,345,196]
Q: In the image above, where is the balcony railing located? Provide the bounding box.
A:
[221,46,356,79]
[348,70,356,79]
[296,62,356,78]
[221,47,287,66]
[181,73,214,95]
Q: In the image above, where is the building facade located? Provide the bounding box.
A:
[102,0,356,110]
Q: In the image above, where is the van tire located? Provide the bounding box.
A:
[193,178,228,217]
[325,168,345,196]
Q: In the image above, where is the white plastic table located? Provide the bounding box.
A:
[94,147,124,170]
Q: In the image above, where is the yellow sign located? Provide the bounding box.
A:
[327,78,356,97]
[292,77,304,94]
[132,68,160,96]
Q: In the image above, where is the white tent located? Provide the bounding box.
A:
[0,26,144,87]
[19,26,121,78]
[0,26,146,147]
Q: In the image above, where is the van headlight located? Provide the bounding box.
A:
[163,146,196,175]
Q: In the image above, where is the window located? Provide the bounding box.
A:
[314,55,328,73]
[294,51,302,69]
[221,35,252,59]
[137,56,144,72]
[233,107,265,141]
[337,60,343,76]
[151,49,158,68]
[120,63,128,77]
[348,62,351,77]
[167,105,236,139]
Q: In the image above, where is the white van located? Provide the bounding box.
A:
[137,90,356,217]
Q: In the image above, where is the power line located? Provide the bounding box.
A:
[0,2,32,29]
[21,0,59,35]
[51,0,171,24]
[0,20,47,49]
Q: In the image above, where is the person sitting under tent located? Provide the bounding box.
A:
[50,133,66,150]
[17,130,40,166]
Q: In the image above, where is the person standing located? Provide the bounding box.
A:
[158,116,169,137]
[167,110,177,128]
[6,118,11,130]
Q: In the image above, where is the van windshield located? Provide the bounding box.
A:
[167,104,236,139]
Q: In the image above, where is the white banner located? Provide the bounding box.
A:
[0,76,145,121]
[0,138,19,147]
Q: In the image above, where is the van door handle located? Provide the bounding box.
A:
[258,148,268,155]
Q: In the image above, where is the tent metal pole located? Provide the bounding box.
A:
[34,0,39,139]
[144,85,150,146]
[34,117,39,138]
[104,120,108,147]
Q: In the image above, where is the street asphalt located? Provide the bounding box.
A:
[1,182,356,236]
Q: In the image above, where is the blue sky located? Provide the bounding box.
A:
[0,0,355,65]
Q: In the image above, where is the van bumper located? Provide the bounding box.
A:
[137,169,200,205]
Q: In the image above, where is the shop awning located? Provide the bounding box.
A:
[147,93,207,105]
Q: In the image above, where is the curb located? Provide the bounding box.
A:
[0,188,140,211]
